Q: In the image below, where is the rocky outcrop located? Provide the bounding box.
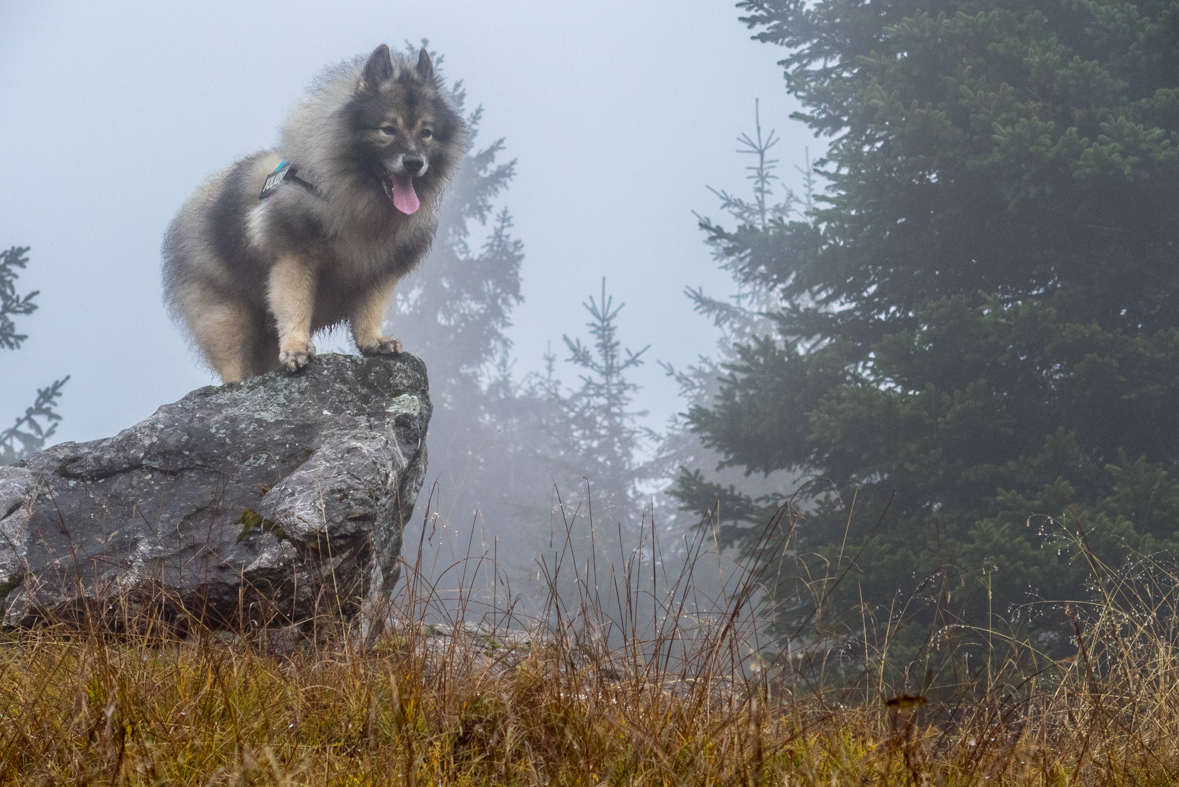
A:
[0,353,430,629]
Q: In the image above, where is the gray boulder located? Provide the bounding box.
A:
[0,353,430,630]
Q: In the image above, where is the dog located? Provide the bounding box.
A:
[162,45,466,382]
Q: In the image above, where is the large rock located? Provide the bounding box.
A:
[0,353,430,629]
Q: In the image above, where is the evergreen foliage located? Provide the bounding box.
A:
[1,246,68,465]
[387,47,523,477]
[452,281,652,575]
[376,46,527,555]
[560,280,650,530]
[675,0,1179,651]
[1,246,39,351]
[656,105,802,535]
[383,49,649,583]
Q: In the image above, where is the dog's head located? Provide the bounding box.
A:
[345,44,465,215]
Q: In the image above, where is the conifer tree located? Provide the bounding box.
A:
[471,283,651,559]
[378,48,651,593]
[676,0,1179,651]
[657,104,802,538]
[561,279,650,532]
[1,246,68,464]
[377,47,524,543]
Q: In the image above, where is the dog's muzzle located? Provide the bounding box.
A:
[381,154,428,215]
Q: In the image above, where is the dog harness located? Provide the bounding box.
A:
[259,160,320,200]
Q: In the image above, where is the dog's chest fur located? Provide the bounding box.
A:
[328,212,430,282]
[248,189,432,287]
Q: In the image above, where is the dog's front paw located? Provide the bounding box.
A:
[357,335,403,356]
[279,339,317,372]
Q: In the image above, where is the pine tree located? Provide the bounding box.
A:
[413,281,651,602]
[676,0,1179,652]
[377,46,525,543]
[561,278,650,532]
[468,281,652,559]
[1,246,68,464]
[656,104,806,548]
[375,48,653,597]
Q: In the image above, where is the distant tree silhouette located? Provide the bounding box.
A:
[559,279,650,532]
[1,246,68,464]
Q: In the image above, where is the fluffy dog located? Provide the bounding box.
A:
[162,45,465,382]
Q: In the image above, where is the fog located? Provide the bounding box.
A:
[0,0,814,448]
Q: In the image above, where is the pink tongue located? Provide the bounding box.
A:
[391,173,420,215]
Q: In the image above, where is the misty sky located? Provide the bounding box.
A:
[1,0,818,447]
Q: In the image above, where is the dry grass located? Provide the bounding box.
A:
[3,503,1179,785]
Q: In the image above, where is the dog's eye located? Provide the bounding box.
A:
[379,125,397,136]
[420,128,434,140]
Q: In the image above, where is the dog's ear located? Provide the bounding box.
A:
[358,44,394,93]
[415,48,434,81]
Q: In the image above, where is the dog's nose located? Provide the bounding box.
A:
[402,155,425,175]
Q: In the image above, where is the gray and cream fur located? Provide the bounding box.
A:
[163,45,465,382]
